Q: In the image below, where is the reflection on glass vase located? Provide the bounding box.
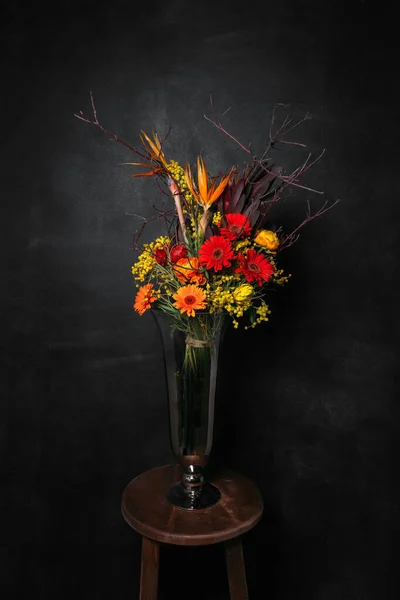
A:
[153,310,225,510]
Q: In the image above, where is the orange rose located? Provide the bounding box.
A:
[174,257,206,286]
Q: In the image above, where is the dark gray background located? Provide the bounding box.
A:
[1,1,399,598]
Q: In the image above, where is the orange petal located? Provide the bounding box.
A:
[130,168,163,178]
[123,161,156,167]
[208,169,234,204]
[140,130,159,154]
[197,157,209,204]
[140,130,167,167]
[151,130,162,151]
[184,163,200,201]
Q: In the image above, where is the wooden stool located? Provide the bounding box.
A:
[121,464,263,599]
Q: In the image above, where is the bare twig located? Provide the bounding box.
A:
[279,198,340,251]
[129,207,177,251]
[205,100,325,196]
[76,93,191,245]
[74,91,148,160]
[77,93,338,256]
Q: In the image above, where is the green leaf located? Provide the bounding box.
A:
[246,306,257,324]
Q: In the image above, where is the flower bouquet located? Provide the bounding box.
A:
[75,95,337,508]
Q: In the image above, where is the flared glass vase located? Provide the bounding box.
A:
[153,310,225,510]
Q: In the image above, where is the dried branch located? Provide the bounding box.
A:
[204,102,325,196]
[279,198,340,251]
[76,93,338,257]
[74,91,148,160]
[76,93,186,247]
[129,207,177,251]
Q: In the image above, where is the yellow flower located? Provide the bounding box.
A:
[233,284,254,304]
[254,230,280,251]
[212,211,223,226]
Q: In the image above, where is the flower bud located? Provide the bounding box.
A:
[154,247,167,265]
[170,244,188,264]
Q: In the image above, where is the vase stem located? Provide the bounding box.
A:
[167,464,221,510]
[182,465,204,504]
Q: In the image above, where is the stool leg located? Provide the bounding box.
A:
[225,538,249,600]
[140,537,160,600]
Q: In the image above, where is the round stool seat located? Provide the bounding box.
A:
[122,464,264,598]
[121,464,263,546]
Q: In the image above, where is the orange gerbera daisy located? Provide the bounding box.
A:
[133,283,157,315]
[235,249,274,286]
[172,285,207,317]
[174,257,206,285]
[198,235,235,272]
[219,213,252,240]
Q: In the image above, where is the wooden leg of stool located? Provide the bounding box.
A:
[225,538,249,600]
[140,537,160,600]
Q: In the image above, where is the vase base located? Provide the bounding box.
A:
[166,482,221,510]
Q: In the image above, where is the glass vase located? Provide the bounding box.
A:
[153,310,226,510]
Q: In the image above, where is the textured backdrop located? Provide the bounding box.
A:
[1,1,399,598]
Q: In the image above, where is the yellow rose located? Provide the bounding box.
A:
[254,229,280,251]
[233,284,254,304]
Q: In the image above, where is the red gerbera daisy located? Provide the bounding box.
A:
[199,235,235,272]
[235,249,274,286]
[219,213,252,240]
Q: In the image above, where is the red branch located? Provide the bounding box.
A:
[74,91,148,160]
[76,93,339,254]
[128,206,177,251]
[75,93,182,248]
[204,99,324,195]
[204,98,340,248]
[279,198,340,251]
